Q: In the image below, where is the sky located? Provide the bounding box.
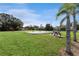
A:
[0,3,63,27]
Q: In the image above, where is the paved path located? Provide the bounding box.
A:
[71,41,79,56]
[59,41,79,56]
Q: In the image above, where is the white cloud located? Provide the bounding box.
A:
[4,9,42,27]
[37,9,60,27]
[2,8,59,27]
[0,3,62,27]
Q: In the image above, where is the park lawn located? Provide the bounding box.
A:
[0,31,78,56]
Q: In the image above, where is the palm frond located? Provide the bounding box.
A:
[76,4,79,8]
[56,9,66,20]
[60,16,67,27]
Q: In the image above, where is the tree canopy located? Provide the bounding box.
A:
[0,13,23,31]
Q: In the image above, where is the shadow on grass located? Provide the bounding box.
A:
[59,48,74,56]
[66,51,74,56]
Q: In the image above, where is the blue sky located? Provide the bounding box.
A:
[0,3,62,27]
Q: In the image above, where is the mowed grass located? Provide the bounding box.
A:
[0,31,78,56]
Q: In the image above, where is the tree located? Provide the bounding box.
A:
[24,25,39,30]
[77,23,79,30]
[65,4,77,42]
[0,13,23,31]
[56,4,71,54]
[63,4,79,42]
[33,25,39,30]
[71,4,79,42]
[39,24,44,30]
[60,25,66,31]
[45,24,53,31]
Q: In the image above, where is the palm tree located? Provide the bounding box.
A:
[73,8,77,42]
[56,4,72,53]
[64,3,79,42]
[71,4,79,42]
[66,3,77,42]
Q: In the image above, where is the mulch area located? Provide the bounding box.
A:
[59,41,79,56]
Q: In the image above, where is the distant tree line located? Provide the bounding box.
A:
[24,23,79,31]
[55,23,79,31]
[24,24,53,31]
[0,13,23,31]
[2,13,79,31]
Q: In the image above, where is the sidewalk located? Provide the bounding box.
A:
[59,41,79,56]
[71,41,79,56]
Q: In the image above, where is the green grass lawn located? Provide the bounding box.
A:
[0,31,78,56]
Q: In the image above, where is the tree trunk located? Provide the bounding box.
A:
[73,28,77,41]
[66,15,71,53]
[73,12,77,42]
